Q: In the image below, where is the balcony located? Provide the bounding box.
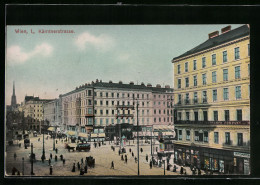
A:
[174,98,208,106]
[116,105,135,110]
[175,120,250,125]
[115,114,134,119]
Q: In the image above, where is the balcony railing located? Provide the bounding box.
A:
[175,120,250,125]
[175,98,208,106]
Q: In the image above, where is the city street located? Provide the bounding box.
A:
[5,134,184,176]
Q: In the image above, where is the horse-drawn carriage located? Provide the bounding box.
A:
[64,143,75,152]
[86,156,95,168]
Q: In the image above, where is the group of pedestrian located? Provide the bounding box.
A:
[71,157,89,175]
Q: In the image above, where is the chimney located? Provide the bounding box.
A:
[119,81,123,84]
[96,79,99,83]
[208,31,219,39]
[165,85,170,88]
[156,84,161,88]
[109,80,113,83]
[147,83,152,87]
[100,79,102,83]
[221,25,231,34]
[141,82,145,86]
[129,81,134,85]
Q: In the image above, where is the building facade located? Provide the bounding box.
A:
[20,96,53,131]
[172,25,250,174]
[60,80,174,141]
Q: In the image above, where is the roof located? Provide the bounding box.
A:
[62,81,173,97]
[24,96,54,103]
[172,25,249,62]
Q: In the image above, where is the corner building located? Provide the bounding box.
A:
[172,25,250,175]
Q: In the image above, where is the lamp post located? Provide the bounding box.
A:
[162,156,166,176]
[150,127,153,156]
[42,122,46,162]
[31,143,34,175]
[53,127,55,151]
[22,157,24,175]
[136,100,140,176]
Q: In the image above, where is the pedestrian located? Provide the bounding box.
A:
[60,154,63,161]
[125,155,127,164]
[61,139,63,143]
[81,158,83,164]
[41,155,44,163]
[98,142,101,147]
[84,164,88,173]
[173,165,177,172]
[56,140,58,144]
[129,148,131,153]
[55,155,57,161]
[19,143,21,148]
[140,148,143,153]
[14,153,17,160]
[50,153,52,159]
[17,171,20,176]
[72,163,76,172]
[180,166,184,175]
[63,159,65,165]
[55,148,58,154]
[150,160,152,169]
[38,138,40,142]
[198,169,201,175]
[121,155,124,161]
[132,152,134,157]
[77,162,80,170]
[118,149,121,156]
[50,165,53,175]
[135,157,137,163]
[12,167,17,175]
[146,154,148,162]
[48,158,51,166]
[111,161,114,169]
[167,164,170,171]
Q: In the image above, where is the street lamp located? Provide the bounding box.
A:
[136,100,140,176]
[42,120,46,162]
[31,143,34,175]
[162,156,166,176]
[22,157,24,175]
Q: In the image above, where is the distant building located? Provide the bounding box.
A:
[20,96,53,131]
[11,81,17,111]
[60,80,174,141]
[172,25,250,174]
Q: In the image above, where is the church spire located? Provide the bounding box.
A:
[11,81,17,110]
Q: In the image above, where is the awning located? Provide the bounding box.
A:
[67,131,76,136]
[78,133,88,138]
[91,133,105,138]
[153,125,174,132]
[47,127,55,131]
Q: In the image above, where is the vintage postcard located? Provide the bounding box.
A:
[5,24,250,176]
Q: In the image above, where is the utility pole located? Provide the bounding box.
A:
[150,127,153,156]
[136,101,140,176]
[31,143,34,175]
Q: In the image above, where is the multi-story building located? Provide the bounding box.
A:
[171,25,250,174]
[43,98,62,132]
[20,96,53,131]
[61,80,174,141]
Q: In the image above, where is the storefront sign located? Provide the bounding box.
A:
[234,152,250,158]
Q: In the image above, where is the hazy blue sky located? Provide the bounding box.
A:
[6,24,243,104]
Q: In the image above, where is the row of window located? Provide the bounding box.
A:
[177,85,248,104]
[176,129,244,146]
[177,64,249,89]
[95,92,172,99]
[177,109,243,121]
[177,45,250,74]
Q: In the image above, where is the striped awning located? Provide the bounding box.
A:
[91,133,105,138]
[67,131,76,136]
[47,127,55,131]
[78,133,88,138]
[153,125,174,132]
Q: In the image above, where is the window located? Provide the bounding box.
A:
[88,100,92,105]
[193,75,197,86]
[111,118,114,124]
[178,79,181,89]
[202,91,207,103]
[193,60,197,70]
[100,100,103,105]
[237,109,242,121]
[212,54,216,65]
[106,110,109,115]
[203,111,208,121]
[214,132,219,144]
[112,110,114,115]
[88,108,92,114]
[106,118,109,125]
[185,93,189,104]
[235,47,240,60]
[194,111,198,121]
[225,132,230,145]
[186,112,190,121]
[235,66,241,79]
[204,131,208,142]
[194,92,198,104]
[223,69,228,81]
[223,51,227,63]
[106,101,109,106]
[185,77,189,87]
[154,109,156,114]
[194,131,199,141]
[100,92,103,97]
[223,88,229,100]
[235,86,241,100]
[213,89,217,102]
[212,71,217,83]
[177,64,181,74]
[186,130,190,141]
[178,130,182,140]
[185,62,188,72]
[100,110,103,115]
[213,111,218,121]
[111,93,114,97]
[237,133,243,146]
[178,94,181,104]
[106,92,108,97]
[117,93,119,98]
[202,57,206,68]
[112,101,114,105]
[224,110,230,121]
[88,90,92,96]
[178,112,182,120]
[202,73,207,85]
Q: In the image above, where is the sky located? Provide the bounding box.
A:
[5,24,243,105]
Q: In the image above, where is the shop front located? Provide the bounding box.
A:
[233,151,250,175]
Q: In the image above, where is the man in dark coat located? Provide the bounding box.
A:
[125,155,127,164]
[77,162,80,170]
[111,161,114,169]
[146,154,148,162]
[55,155,57,161]
[55,148,58,154]
[50,153,52,159]
[48,158,51,166]
[50,165,53,175]
[72,163,76,172]
[150,160,152,169]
